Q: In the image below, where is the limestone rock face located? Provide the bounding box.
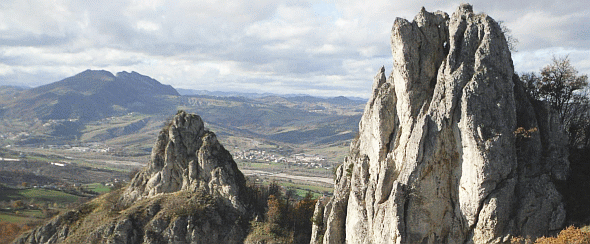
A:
[311,4,568,244]
[15,192,248,244]
[14,112,250,244]
[122,111,247,212]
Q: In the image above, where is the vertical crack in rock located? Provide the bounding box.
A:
[311,3,568,244]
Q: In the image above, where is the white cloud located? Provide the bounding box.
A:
[308,44,341,55]
[513,47,590,75]
[510,11,590,50]
[136,20,161,32]
[0,0,588,97]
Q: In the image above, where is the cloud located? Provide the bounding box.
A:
[0,0,588,98]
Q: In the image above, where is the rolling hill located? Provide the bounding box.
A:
[0,70,365,158]
[0,70,179,121]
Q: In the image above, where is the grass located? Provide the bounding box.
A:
[243,161,285,169]
[511,226,590,243]
[0,213,34,223]
[19,188,80,204]
[305,143,350,164]
[0,185,82,241]
[99,166,129,173]
[85,183,111,194]
[258,180,332,198]
[278,181,330,192]
[19,210,44,218]
[293,188,321,198]
[79,113,151,142]
[21,155,53,162]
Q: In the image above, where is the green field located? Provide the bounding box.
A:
[0,213,35,223]
[0,186,83,227]
[19,209,45,218]
[85,183,111,194]
[257,180,332,198]
[12,188,80,204]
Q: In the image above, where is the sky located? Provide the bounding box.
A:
[0,0,588,98]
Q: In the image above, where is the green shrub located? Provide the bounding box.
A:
[346,163,354,177]
[311,210,323,227]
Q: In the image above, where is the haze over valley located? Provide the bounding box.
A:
[0,69,366,193]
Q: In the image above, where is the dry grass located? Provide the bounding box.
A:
[0,222,37,244]
[535,226,590,244]
[511,226,590,244]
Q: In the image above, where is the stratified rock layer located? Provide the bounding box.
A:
[311,4,567,244]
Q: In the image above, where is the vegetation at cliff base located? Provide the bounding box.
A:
[511,226,590,244]
[245,181,318,244]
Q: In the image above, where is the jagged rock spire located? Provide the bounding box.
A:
[311,4,567,244]
[122,111,247,212]
[15,112,252,243]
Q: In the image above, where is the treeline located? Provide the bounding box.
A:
[244,181,318,244]
[520,56,590,224]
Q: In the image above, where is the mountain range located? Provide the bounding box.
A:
[0,70,365,151]
[0,70,178,121]
[177,88,367,101]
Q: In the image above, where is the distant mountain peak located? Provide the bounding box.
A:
[115,70,142,77]
[77,69,115,78]
[4,69,179,120]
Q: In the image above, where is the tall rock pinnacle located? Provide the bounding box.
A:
[123,111,247,212]
[311,4,568,244]
[15,112,251,243]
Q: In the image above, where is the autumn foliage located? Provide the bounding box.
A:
[0,222,35,244]
[245,181,318,244]
[511,226,590,244]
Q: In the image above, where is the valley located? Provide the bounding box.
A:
[0,77,364,236]
[0,72,369,244]
[0,106,349,243]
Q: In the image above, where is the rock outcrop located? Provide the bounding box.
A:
[15,112,251,244]
[122,112,247,212]
[311,4,568,244]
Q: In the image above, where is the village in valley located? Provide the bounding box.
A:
[233,148,331,169]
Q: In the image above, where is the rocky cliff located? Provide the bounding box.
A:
[311,4,568,244]
[122,112,247,212]
[14,112,251,244]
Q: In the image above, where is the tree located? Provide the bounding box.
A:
[523,58,590,224]
[498,21,518,52]
[291,192,317,243]
[12,200,24,209]
[522,56,589,127]
[264,194,285,234]
[520,72,541,98]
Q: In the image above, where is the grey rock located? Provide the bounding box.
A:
[311,4,568,244]
[14,112,250,244]
[122,112,247,213]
